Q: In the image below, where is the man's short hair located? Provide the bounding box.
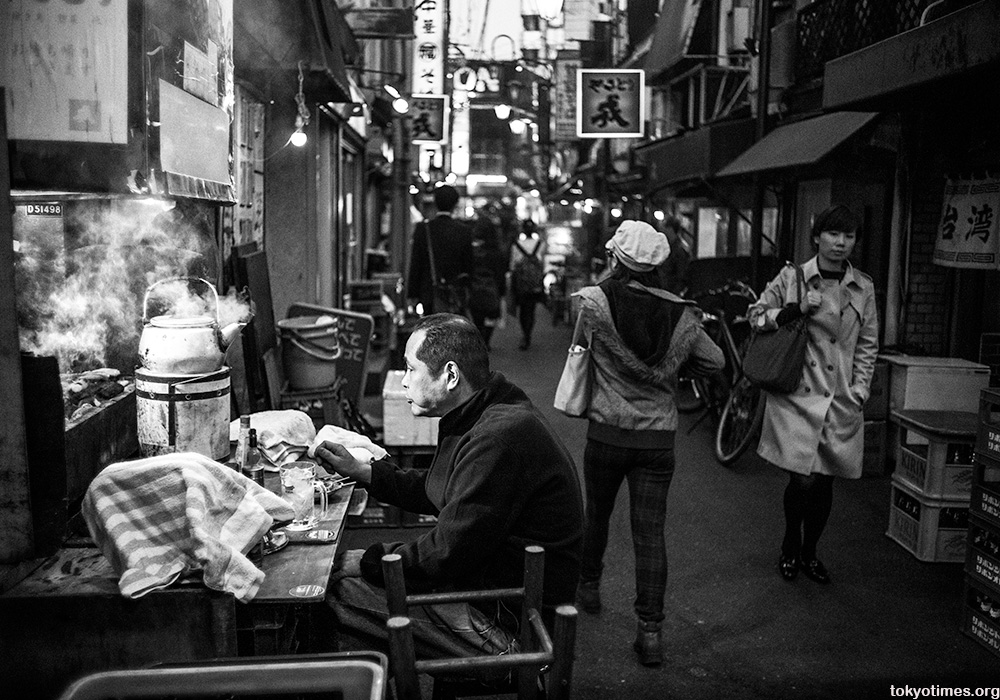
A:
[413,313,490,389]
[433,185,460,213]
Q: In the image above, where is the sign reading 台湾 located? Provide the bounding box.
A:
[410,95,449,144]
[934,176,1000,270]
[576,69,645,139]
[411,0,447,95]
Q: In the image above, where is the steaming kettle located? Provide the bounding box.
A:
[138,277,248,374]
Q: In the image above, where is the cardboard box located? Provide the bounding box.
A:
[886,355,990,414]
[886,476,969,563]
[382,370,439,446]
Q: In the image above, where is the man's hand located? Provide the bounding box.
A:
[313,442,373,484]
[330,549,365,582]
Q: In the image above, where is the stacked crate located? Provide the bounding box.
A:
[962,388,1000,659]
[885,409,977,563]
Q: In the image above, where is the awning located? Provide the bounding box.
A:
[634,117,755,188]
[715,111,879,178]
[643,0,703,81]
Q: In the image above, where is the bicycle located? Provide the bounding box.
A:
[682,280,766,465]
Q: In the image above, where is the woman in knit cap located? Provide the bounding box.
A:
[572,220,724,666]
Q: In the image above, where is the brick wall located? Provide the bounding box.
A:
[901,122,950,355]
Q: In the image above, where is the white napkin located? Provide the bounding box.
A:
[307,424,389,464]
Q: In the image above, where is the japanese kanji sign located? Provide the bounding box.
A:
[411,0,447,95]
[0,0,128,143]
[554,56,581,142]
[410,94,449,144]
[933,176,1000,269]
[577,69,644,139]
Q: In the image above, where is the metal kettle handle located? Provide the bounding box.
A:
[142,277,219,324]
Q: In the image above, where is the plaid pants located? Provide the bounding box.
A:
[580,436,675,624]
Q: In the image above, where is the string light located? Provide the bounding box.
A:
[291,61,310,147]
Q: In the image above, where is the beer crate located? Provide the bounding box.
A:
[966,516,1000,597]
[886,476,969,563]
[977,387,1000,462]
[970,479,1000,532]
[961,578,1000,661]
[890,409,977,499]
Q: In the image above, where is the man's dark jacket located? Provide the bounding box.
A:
[359,373,584,616]
[408,214,475,313]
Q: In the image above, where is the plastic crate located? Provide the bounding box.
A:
[347,498,402,528]
[970,480,1000,531]
[977,387,1000,462]
[886,476,969,563]
[961,579,1000,661]
[966,516,1000,596]
[890,409,977,499]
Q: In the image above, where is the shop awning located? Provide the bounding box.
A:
[643,0,703,81]
[715,111,879,178]
[634,117,755,188]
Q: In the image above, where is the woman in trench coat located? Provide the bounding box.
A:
[748,204,879,584]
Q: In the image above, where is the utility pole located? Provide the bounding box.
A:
[750,0,773,290]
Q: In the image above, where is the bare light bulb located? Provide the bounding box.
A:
[290,129,307,147]
[494,104,512,120]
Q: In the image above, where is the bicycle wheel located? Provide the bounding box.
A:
[676,376,705,413]
[714,376,765,466]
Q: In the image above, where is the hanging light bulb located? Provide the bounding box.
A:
[291,61,310,147]
[494,103,512,120]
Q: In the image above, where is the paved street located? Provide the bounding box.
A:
[350,305,999,698]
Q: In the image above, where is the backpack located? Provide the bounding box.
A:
[512,242,544,297]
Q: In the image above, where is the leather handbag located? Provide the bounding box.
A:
[425,223,469,317]
[553,312,592,417]
[743,264,809,394]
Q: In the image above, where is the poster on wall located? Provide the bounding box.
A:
[0,0,129,143]
[933,176,1000,270]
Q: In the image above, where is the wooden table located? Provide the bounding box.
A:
[0,472,356,699]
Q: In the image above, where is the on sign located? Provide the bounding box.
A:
[576,69,645,139]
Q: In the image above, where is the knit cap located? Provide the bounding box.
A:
[606,220,671,272]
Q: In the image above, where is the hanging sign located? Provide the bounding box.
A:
[410,95,449,144]
[554,56,581,142]
[933,175,1000,269]
[411,0,447,95]
[577,69,645,139]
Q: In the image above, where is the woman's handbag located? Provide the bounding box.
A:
[553,313,592,417]
[743,264,809,394]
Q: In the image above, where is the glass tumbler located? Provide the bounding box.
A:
[279,462,328,531]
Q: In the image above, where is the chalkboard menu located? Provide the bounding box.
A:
[286,303,374,408]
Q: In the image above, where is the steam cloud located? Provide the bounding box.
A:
[15,200,251,373]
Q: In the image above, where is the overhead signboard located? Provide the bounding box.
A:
[554,55,582,141]
[411,0,447,95]
[344,8,415,39]
[576,68,645,139]
[410,94,449,144]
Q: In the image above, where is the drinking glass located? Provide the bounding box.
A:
[279,462,327,531]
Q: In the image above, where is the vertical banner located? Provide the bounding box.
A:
[0,0,128,143]
[412,0,447,95]
[577,69,645,139]
[933,176,1000,269]
[554,55,581,142]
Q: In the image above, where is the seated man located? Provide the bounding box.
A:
[317,313,584,660]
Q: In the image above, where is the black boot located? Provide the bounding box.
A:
[633,620,663,666]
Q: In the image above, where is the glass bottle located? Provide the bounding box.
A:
[234,414,251,471]
[243,428,265,486]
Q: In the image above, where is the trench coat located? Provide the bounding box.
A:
[748,257,879,479]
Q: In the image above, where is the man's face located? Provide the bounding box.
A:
[402,329,452,417]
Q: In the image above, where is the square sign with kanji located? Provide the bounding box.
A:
[410,94,449,144]
[577,69,645,139]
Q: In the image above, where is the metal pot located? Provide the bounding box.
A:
[137,277,246,374]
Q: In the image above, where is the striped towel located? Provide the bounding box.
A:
[82,452,296,602]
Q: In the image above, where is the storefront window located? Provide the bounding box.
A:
[695,205,777,258]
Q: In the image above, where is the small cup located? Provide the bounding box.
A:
[279,462,328,531]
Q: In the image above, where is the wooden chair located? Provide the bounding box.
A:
[56,651,388,700]
[381,546,578,700]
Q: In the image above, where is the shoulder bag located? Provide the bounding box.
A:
[553,311,592,417]
[742,264,809,394]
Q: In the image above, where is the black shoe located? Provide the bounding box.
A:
[778,555,799,581]
[800,558,831,584]
[632,621,663,667]
[518,340,530,350]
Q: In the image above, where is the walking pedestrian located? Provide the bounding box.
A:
[573,220,725,666]
[509,222,546,350]
[468,216,507,350]
[748,204,879,585]
[407,184,474,317]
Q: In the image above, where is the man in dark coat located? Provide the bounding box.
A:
[318,314,583,659]
[407,185,475,315]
